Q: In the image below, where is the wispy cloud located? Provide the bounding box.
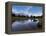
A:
[12,5,42,16]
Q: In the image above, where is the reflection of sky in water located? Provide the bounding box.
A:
[12,19,39,32]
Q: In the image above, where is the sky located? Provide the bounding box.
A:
[12,5,43,17]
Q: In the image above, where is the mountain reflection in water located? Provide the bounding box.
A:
[12,19,38,32]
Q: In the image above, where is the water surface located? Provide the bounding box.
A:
[12,19,38,32]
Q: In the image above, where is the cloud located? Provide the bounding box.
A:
[12,6,42,16]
